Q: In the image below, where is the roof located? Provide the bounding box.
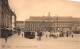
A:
[26,16,80,22]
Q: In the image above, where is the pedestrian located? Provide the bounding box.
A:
[72,34,73,38]
[66,31,69,37]
[71,32,74,38]
[37,37,39,41]
[46,34,47,38]
[21,31,24,37]
[5,37,7,42]
[22,34,23,36]
[39,36,41,41]
[38,32,42,41]
[37,32,39,41]
[62,33,64,37]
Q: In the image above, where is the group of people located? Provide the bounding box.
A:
[37,31,43,41]
[36,31,74,41]
[4,30,74,42]
[60,31,74,38]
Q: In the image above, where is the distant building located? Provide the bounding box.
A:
[0,0,16,36]
[16,21,25,31]
[25,13,80,32]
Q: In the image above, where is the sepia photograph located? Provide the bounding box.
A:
[0,0,80,49]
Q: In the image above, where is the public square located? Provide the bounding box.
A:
[0,32,80,49]
[0,0,80,49]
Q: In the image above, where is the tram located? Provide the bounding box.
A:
[24,31,35,39]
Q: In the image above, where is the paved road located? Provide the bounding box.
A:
[0,32,80,49]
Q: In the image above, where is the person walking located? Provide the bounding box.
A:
[66,31,69,37]
[46,34,47,38]
[72,34,73,38]
[21,31,24,37]
[22,34,23,36]
[72,33,74,38]
[39,33,41,41]
[37,32,39,41]
[5,36,7,42]
[39,36,41,41]
[37,31,42,41]
[5,29,8,42]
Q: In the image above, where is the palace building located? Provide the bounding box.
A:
[25,13,80,32]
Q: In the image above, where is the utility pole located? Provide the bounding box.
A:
[56,16,58,32]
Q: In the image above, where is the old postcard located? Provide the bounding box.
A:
[0,0,80,49]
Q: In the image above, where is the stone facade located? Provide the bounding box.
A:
[25,16,80,32]
[0,0,16,36]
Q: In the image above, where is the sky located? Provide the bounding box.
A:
[70,0,80,2]
[8,0,80,21]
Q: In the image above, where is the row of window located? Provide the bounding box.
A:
[25,23,75,27]
[25,27,70,31]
